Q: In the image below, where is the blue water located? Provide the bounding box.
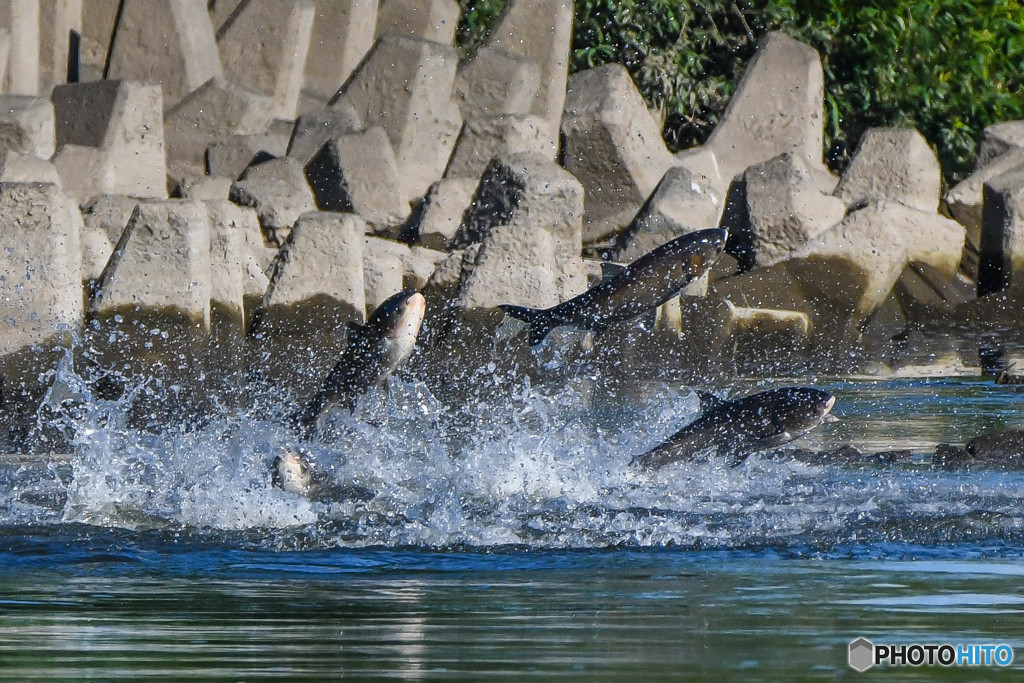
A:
[2,372,1024,678]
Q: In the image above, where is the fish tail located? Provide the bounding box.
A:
[498,304,555,346]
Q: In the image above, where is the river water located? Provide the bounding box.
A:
[1,357,1023,678]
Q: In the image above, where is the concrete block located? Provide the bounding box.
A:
[52,80,166,201]
[416,177,477,250]
[613,165,723,262]
[0,182,81,355]
[445,113,553,180]
[835,127,941,213]
[258,211,366,332]
[405,245,446,289]
[79,0,120,82]
[703,32,825,190]
[108,0,222,108]
[947,148,1024,249]
[38,0,82,95]
[485,0,572,146]
[217,0,315,120]
[562,64,676,244]
[299,0,379,111]
[374,0,458,44]
[174,174,233,201]
[0,151,61,185]
[229,156,317,245]
[80,194,140,280]
[287,97,361,165]
[455,223,562,310]
[0,1,39,95]
[207,131,290,179]
[338,34,460,201]
[90,199,212,328]
[454,46,539,120]
[978,120,1024,168]
[363,235,407,312]
[0,96,54,159]
[164,76,276,177]
[304,126,407,228]
[979,168,1024,297]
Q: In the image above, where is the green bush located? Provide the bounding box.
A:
[456,0,1024,185]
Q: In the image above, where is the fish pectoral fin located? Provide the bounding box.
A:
[694,390,727,413]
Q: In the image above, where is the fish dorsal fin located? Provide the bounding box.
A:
[695,390,727,413]
[599,261,628,282]
[345,320,366,339]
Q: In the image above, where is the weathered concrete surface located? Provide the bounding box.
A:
[0,1,39,95]
[834,127,941,213]
[90,199,213,328]
[164,76,276,177]
[374,0,458,43]
[0,183,82,355]
[455,152,586,300]
[416,177,477,250]
[80,0,120,82]
[454,223,563,310]
[304,126,407,229]
[287,97,362,165]
[947,148,1024,249]
[299,0,379,113]
[700,32,826,195]
[52,80,166,201]
[229,156,317,246]
[978,120,1024,168]
[0,96,55,159]
[0,151,61,185]
[741,152,846,268]
[107,0,223,108]
[454,45,538,120]
[613,165,723,262]
[217,0,315,120]
[38,0,82,95]
[445,113,552,180]
[485,0,572,149]
[80,194,141,281]
[339,34,461,202]
[174,175,233,201]
[363,235,407,311]
[207,131,290,180]
[562,64,676,244]
[979,168,1024,297]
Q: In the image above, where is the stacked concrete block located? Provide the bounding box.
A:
[287,98,362,165]
[175,175,234,201]
[258,211,367,332]
[38,0,81,95]
[304,126,407,229]
[698,32,827,197]
[741,152,847,268]
[416,177,478,250]
[405,245,446,289]
[363,235,408,311]
[834,128,941,213]
[455,223,563,310]
[979,168,1024,297]
[978,121,1024,168]
[80,195,141,281]
[445,114,552,180]
[52,80,166,201]
[164,76,276,177]
[0,183,82,356]
[207,132,290,180]
[947,148,1024,249]
[454,47,539,120]
[205,200,267,321]
[0,151,61,186]
[299,0,379,113]
[90,199,213,328]
[374,0,458,43]
[0,1,39,95]
[562,64,676,244]
[217,0,315,120]
[455,152,587,301]
[208,0,246,31]
[229,156,317,245]
[485,0,572,148]
[613,166,723,263]
[79,0,120,82]
[339,34,461,202]
[0,96,55,159]
[107,0,223,109]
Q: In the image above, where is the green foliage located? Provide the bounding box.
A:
[456,0,1024,184]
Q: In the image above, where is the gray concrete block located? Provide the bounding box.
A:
[835,127,941,213]
[0,96,54,159]
[230,156,317,245]
[454,46,539,120]
[0,1,39,95]
[217,0,315,120]
[107,0,222,108]
[79,0,120,82]
[374,0,458,44]
[207,132,290,179]
[38,0,81,95]
[445,113,553,180]
[416,177,477,250]
[299,0,379,112]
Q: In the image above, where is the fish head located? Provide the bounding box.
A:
[766,387,837,438]
[368,290,426,373]
[680,228,728,277]
[272,449,313,497]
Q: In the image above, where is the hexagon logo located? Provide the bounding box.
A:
[849,638,874,672]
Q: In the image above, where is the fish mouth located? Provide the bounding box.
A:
[386,293,426,340]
